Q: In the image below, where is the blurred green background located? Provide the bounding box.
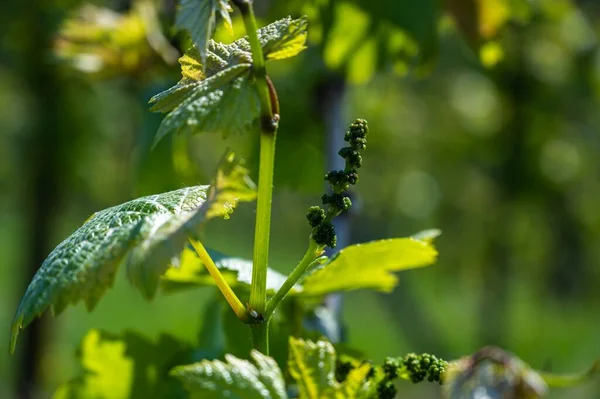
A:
[2,0,600,397]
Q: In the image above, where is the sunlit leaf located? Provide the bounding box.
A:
[126,152,256,298]
[171,350,287,399]
[161,246,294,294]
[175,0,232,65]
[149,16,307,144]
[151,68,259,147]
[301,238,438,296]
[11,154,254,353]
[149,63,251,113]
[259,16,308,60]
[11,185,208,353]
[53,329,191,399]
[288,337,370,398]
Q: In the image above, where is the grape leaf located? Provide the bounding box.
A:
[152,70,260,147]
[288,337,371,399]
[54,329,191,399]
[11,185,208,353]
[149,16,307,145]
[126,152,257,298]
[256,15,308,60]
[161,246,296,294]
[150,16,307,112]
[11,153,254,353]
[149,63,251,114]
[175,0,232,65]
[171,350,287,399]
[300,238,438,296]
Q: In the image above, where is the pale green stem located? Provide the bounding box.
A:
[265,240,323,319]
[233,0,279,353]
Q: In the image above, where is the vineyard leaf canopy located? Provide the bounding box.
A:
[301,238,438,296]
[11,154,254,353]
[171,350,287,399]
[149,16,307,146]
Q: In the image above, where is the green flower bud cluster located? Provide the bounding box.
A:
[383,353,447,384]
[403,353,447,383]
[375,353,446,398]
[376,380,397,399]
[335,350,445,398]
[307,119,368,249]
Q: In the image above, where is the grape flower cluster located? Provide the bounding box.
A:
[307,119,368,248]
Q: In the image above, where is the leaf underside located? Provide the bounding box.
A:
[171,350,287,399]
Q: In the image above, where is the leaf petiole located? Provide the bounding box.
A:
[189,238,249,322]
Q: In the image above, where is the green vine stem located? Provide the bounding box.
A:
[233,0,279,354]
[265,240,323,319]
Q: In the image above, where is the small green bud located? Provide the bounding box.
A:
[313,222,336,248]
[306,206,326,227]
[325,170,346,185]
[383,357,402,380]
[346,169,359,185]
[322,193,352,213]
[345,119,368,150]
[338,147,363,169]
[376,380,397,399]
[401,353,447,384]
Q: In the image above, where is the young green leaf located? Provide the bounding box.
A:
[11,153,254,353]
[288,337,371,399]
[53,329,191,399]
[151,69,260,147]
[175,0,232,65]
[149,63,251,114]
[149,16,307,145]
[11,185,209,353]
[126,152,256,298]
[160,246,295,294]
[300,238,438,296]
[171,350,288,399]
[257,15,308,60]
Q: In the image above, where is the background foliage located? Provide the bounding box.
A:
[1,0,600,397]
